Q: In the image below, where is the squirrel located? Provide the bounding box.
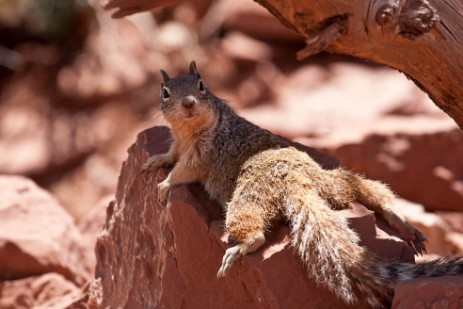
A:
[141,61,463,308]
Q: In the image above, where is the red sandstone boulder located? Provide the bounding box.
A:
[0,273,81,309]
[438,211,463,234]
[63,278,103,309]
[393,276,463,309]
[93,126,416,309]
[326,129,463,213]
[0,176,90,285]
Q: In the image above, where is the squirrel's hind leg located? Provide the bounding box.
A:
[217,197,277,277]
[323,168,427,254]
[217,231,265,278]
[351,174,428,255]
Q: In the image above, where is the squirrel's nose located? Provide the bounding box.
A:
[181,96,196,109]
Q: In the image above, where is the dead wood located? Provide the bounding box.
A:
[255,0,463,129]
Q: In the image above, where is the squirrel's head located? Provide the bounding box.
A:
[159,61,216,126]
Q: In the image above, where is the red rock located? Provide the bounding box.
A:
[222,31,274,62]
[241,62,454,142]
[64,278,103,309]
[0,273,81,309]
[93,126,415,309]
[0,176,90,285]
[223,0,303,43]
[447,233,463,254]
[325,129,463,212]
[77,195,112,276]
[438,211,463,233]
[393,276,463,309]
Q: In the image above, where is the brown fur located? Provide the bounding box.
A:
[142,62,462,308]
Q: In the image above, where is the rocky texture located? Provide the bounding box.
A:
[326,129,463,212]
[0,273,82,309]
[393,276,463,309]
[0,176,90,285]
[94,126,417,309]
[0,175,110,309]
[64,278,103,309]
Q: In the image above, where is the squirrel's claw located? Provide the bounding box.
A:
[140,165,150,174]
[157,181,170,204]
[141,155,173,174]
[383,212,428,256]
[395,222,428,256]
[141,160,156,174]
[408,229,428,256]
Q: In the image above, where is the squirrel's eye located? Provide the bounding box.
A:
[198,80,206,94]
[162,87,170,99]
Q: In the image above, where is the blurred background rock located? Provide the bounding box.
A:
[0,0,462,306]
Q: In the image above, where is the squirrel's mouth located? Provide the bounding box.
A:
[180,107,198,119]
[179,96,199,119]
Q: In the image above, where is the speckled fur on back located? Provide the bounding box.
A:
[142,62,463,309]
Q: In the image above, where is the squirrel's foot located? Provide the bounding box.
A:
[400,223,427,255]
[157,180,170,204]
[217,232,265,278]
[217,246,241,278]
[388,214,427,255]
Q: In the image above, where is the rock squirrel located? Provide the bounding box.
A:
[142,61,463,308]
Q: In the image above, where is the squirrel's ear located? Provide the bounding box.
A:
[160,70,170,82]
[189,61,201,77]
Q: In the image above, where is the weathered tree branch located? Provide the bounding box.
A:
[255,0,463,130]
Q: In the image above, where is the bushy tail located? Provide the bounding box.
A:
[285,184,463,308]
[285,192,393,308]
[379,257,463,283]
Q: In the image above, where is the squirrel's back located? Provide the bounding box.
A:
[206,102,286,203]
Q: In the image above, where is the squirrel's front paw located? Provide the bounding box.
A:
[157,180,170,204]
[141,155,163,174]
